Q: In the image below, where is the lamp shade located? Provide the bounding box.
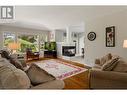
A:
[123,40,127,48]
[8,42,20,50]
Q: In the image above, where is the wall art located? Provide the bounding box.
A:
[106,26,115,47]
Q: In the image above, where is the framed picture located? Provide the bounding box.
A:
[106,26,115,47]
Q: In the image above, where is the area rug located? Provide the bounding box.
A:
[34,59,87,80]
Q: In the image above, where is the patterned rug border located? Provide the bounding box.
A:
[35,59,87,80]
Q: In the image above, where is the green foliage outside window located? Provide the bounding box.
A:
[18,35,39,53]
[45,42,56,51]
[4,33,47,53]
[4,33,15,47]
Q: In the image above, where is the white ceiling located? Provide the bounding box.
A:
[1,6,127,31]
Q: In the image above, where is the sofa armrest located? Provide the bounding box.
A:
[89,69,127,89]
[90,69,127,82]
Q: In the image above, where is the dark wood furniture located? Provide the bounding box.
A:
[26,48,39,61]
[44,50,57,58]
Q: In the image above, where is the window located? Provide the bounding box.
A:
[39,35,48,50]
[3,32,48,53]
[18,34,39,53]
[3,32,15,47]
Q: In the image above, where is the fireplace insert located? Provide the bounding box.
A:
[62,46,76,57]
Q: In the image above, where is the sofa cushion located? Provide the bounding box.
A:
[31,79,65,89]
[1,50,11,59]
[100,53,112,66]
[0,58,14,68]
[101,57,119,71]
[0,64,30,89]
[10,58,24,70]
[26,63,56,85]
[0,58,5,62]
[0,58,11,88]
[113,59,127,73]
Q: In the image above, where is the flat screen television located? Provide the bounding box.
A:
[45,42,56,51]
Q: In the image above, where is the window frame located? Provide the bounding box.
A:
[3,32,16,48]
[3,31,48,52]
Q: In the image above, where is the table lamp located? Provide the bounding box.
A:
[123,40,127,48]
[8,42,20,54]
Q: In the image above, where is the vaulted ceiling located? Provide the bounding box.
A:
[1,6,127,31]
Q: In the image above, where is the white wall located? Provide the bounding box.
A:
[49,30,55,42]
[84,10,127,66]
[79,33,84,55]
[71,33,79,54]
[54,30,65,42]
[0,26,3,49]
[0,25,49,49]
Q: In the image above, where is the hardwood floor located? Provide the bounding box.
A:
[58,59,90,89]
[27,58,90,89]
[63,71,89,89]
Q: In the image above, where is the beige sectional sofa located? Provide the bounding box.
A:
[89,53,127,89]
[0,55,64,89]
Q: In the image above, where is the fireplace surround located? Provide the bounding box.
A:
[62,46,76,57]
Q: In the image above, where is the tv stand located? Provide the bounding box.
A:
[44,50,57,58]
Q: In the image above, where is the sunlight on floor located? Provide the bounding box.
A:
[70,56,85,64]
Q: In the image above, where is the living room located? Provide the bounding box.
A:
[1,6,127,90]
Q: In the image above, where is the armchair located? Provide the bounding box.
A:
[26,48,39,61]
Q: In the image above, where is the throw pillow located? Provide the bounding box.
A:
[26,63,56,85]
[10,58,24,70]
[100,53,112,66]
[113,59,127,73]
[101,57,119,71]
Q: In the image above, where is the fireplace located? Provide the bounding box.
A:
[62,46,76,57]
